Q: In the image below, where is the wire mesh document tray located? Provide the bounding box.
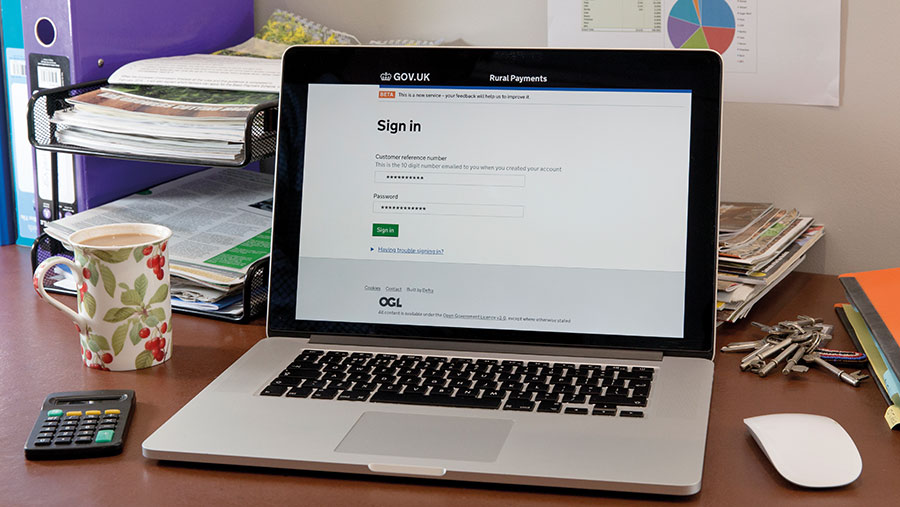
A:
[31,234,269,323]
[27,80,278,167]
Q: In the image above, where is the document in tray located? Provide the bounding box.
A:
[44,167,273,287]
[50,86,277,162]
[108,54,282,93]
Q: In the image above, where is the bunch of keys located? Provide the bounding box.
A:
[721,315,869,387]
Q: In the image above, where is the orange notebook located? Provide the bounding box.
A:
[839,268,900,376]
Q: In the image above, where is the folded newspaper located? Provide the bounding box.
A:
[44,168,273,316]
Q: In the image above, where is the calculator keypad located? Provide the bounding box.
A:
[35,410,121,446]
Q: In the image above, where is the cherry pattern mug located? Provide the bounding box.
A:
[33,223,173,371]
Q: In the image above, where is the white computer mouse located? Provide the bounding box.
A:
[743,413,862,488]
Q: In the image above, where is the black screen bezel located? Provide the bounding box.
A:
[267,46,721,359]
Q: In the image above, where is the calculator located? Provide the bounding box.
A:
[24,390,135,460]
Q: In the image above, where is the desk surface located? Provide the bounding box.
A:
[1,245,898,505]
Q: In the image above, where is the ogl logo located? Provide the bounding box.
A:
[379,297,402,308]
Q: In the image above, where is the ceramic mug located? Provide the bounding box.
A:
[33,223,173,371]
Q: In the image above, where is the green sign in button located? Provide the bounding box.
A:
[372,223,399,237]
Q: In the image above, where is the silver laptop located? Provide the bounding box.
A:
[143,47,722,496]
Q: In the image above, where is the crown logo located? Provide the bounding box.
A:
[380,72,392,81]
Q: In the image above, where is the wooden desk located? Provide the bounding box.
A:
[1,244,897,505]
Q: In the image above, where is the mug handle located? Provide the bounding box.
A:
[33,257,89,332]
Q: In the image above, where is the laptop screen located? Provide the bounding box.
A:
[269,48,721,357]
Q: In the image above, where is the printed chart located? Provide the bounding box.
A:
[667,0,736,54]
[550,0,840,105]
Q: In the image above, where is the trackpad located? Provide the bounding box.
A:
[335,412,514,462]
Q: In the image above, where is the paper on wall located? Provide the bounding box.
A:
[548,0,841,106]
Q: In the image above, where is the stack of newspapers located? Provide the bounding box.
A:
[43,167,273,319]
[716,202,825,324]
[48,54,280,162]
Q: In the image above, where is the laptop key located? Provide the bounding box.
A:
[563,393,587,404]
[405,385,429,395]
[631,387,651,398]
[472,380,498,390]
[447,370,472,380]
[312,389,339,399]
[592,407,617,416]
[564,407,589,415]
[589,395,629,406]
[370,392,502,409]
[537,401,562,413]
[534,392,560,402]
[525,383,550,393]
[606,387,630,397]
[288,361,319,370]
[261,385,289,396]
[591,395,646,407]
[338,391,372,401]
[503,399,535,412]
[628,398,648,407]
[398,376,422,386]
[284,368,321,379]
[500,381,524,391]
[286,387,314,398]
[620,411,645,418]
[377,384,403,393]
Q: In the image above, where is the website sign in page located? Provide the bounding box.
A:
[296,84,692,338]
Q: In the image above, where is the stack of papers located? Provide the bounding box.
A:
[716,202,825,324]
[44,167,273,319]
[48,54,280,163]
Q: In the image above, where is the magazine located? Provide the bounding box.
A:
[50,85,276,161]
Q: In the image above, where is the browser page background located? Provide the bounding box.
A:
[295,84,692,338]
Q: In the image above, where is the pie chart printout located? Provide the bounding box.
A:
[668,0,736,54]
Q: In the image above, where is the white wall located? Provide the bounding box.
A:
[254,0,547,47]
[256,0,897,275]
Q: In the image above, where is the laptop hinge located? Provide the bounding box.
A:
[307,335,664,362]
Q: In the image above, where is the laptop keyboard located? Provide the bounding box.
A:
[260,350,653,417]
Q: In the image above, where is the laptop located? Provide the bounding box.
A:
[143,46,722,496]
